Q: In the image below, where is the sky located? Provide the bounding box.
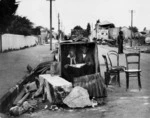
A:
[16,0,150,34]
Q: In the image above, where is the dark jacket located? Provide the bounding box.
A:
[77,52,94,65]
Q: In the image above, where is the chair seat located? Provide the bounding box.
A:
[124,69,141,73]
[108,69,119,73]
[111,66,126,71]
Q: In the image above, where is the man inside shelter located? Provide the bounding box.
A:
[62,46,78,83]
[77,46,95,75]
[62,45,95,83]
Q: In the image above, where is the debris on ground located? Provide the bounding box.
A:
[9,60,107,116]
[37,74,72,105]
[49,105,59,111]
[24,81,37,93]
[13,89,26,105]
[91,97,98,108]
[10,105,25,116]
[27,61,56,75]
[17,92,30,106]
[63,86,92,108]
[10,99,37,116]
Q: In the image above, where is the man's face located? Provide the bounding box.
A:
[82,47,87,54]
[69,50,75,57]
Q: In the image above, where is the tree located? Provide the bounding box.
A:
[0,0,41,36]
[32,26,41,35]
[96,19,100,24]
[95,19,101,31]
[86,23,91,36]
[71,25,84,37]
[7,15,34,35]
[0,0,18,33]
[73,26,83,31]
[129,26,138,33]
[143,27,146,31]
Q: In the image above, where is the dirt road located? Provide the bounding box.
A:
[98,45,150,118]
[1,44,150,118]
[0,45,53,99]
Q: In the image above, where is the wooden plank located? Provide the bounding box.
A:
[17,92,30,106]
[13,89,25,105]
[44,80,52,103]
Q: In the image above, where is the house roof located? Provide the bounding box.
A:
[99,21,113,26]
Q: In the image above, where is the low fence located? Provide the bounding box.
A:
[0,34,38,52]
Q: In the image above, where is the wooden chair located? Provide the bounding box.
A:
[107,50,125,86]
[102,55,120,87]
[124,52,142,91]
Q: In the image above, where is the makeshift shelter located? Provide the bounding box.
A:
[59,42,100,82]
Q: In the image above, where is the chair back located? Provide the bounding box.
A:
[107,50,119,67]
[102,55,109,72]
[125,52,140,70]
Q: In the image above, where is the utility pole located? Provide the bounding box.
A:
[47,0,55,50]
[96,23,98,42]
[61,21,63,32]
[61,21,63,40]
[58,13,60,42]
[130,10,134,47]
[131,10,133,28]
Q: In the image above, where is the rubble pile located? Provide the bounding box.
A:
[9,61,107,116]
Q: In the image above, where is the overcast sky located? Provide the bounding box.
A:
[16,0,150,34]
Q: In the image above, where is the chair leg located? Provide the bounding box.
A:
[104,72,107,86]
[105,72,110,87]
[138,72,142,90]
[117,71,121,87]
[126,73,129,91]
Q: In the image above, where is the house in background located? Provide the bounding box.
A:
[99,21,115,29]
[39,27,58,45]
[90,20,115,41]
[141,29,150,44]
[39,28,48,44]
